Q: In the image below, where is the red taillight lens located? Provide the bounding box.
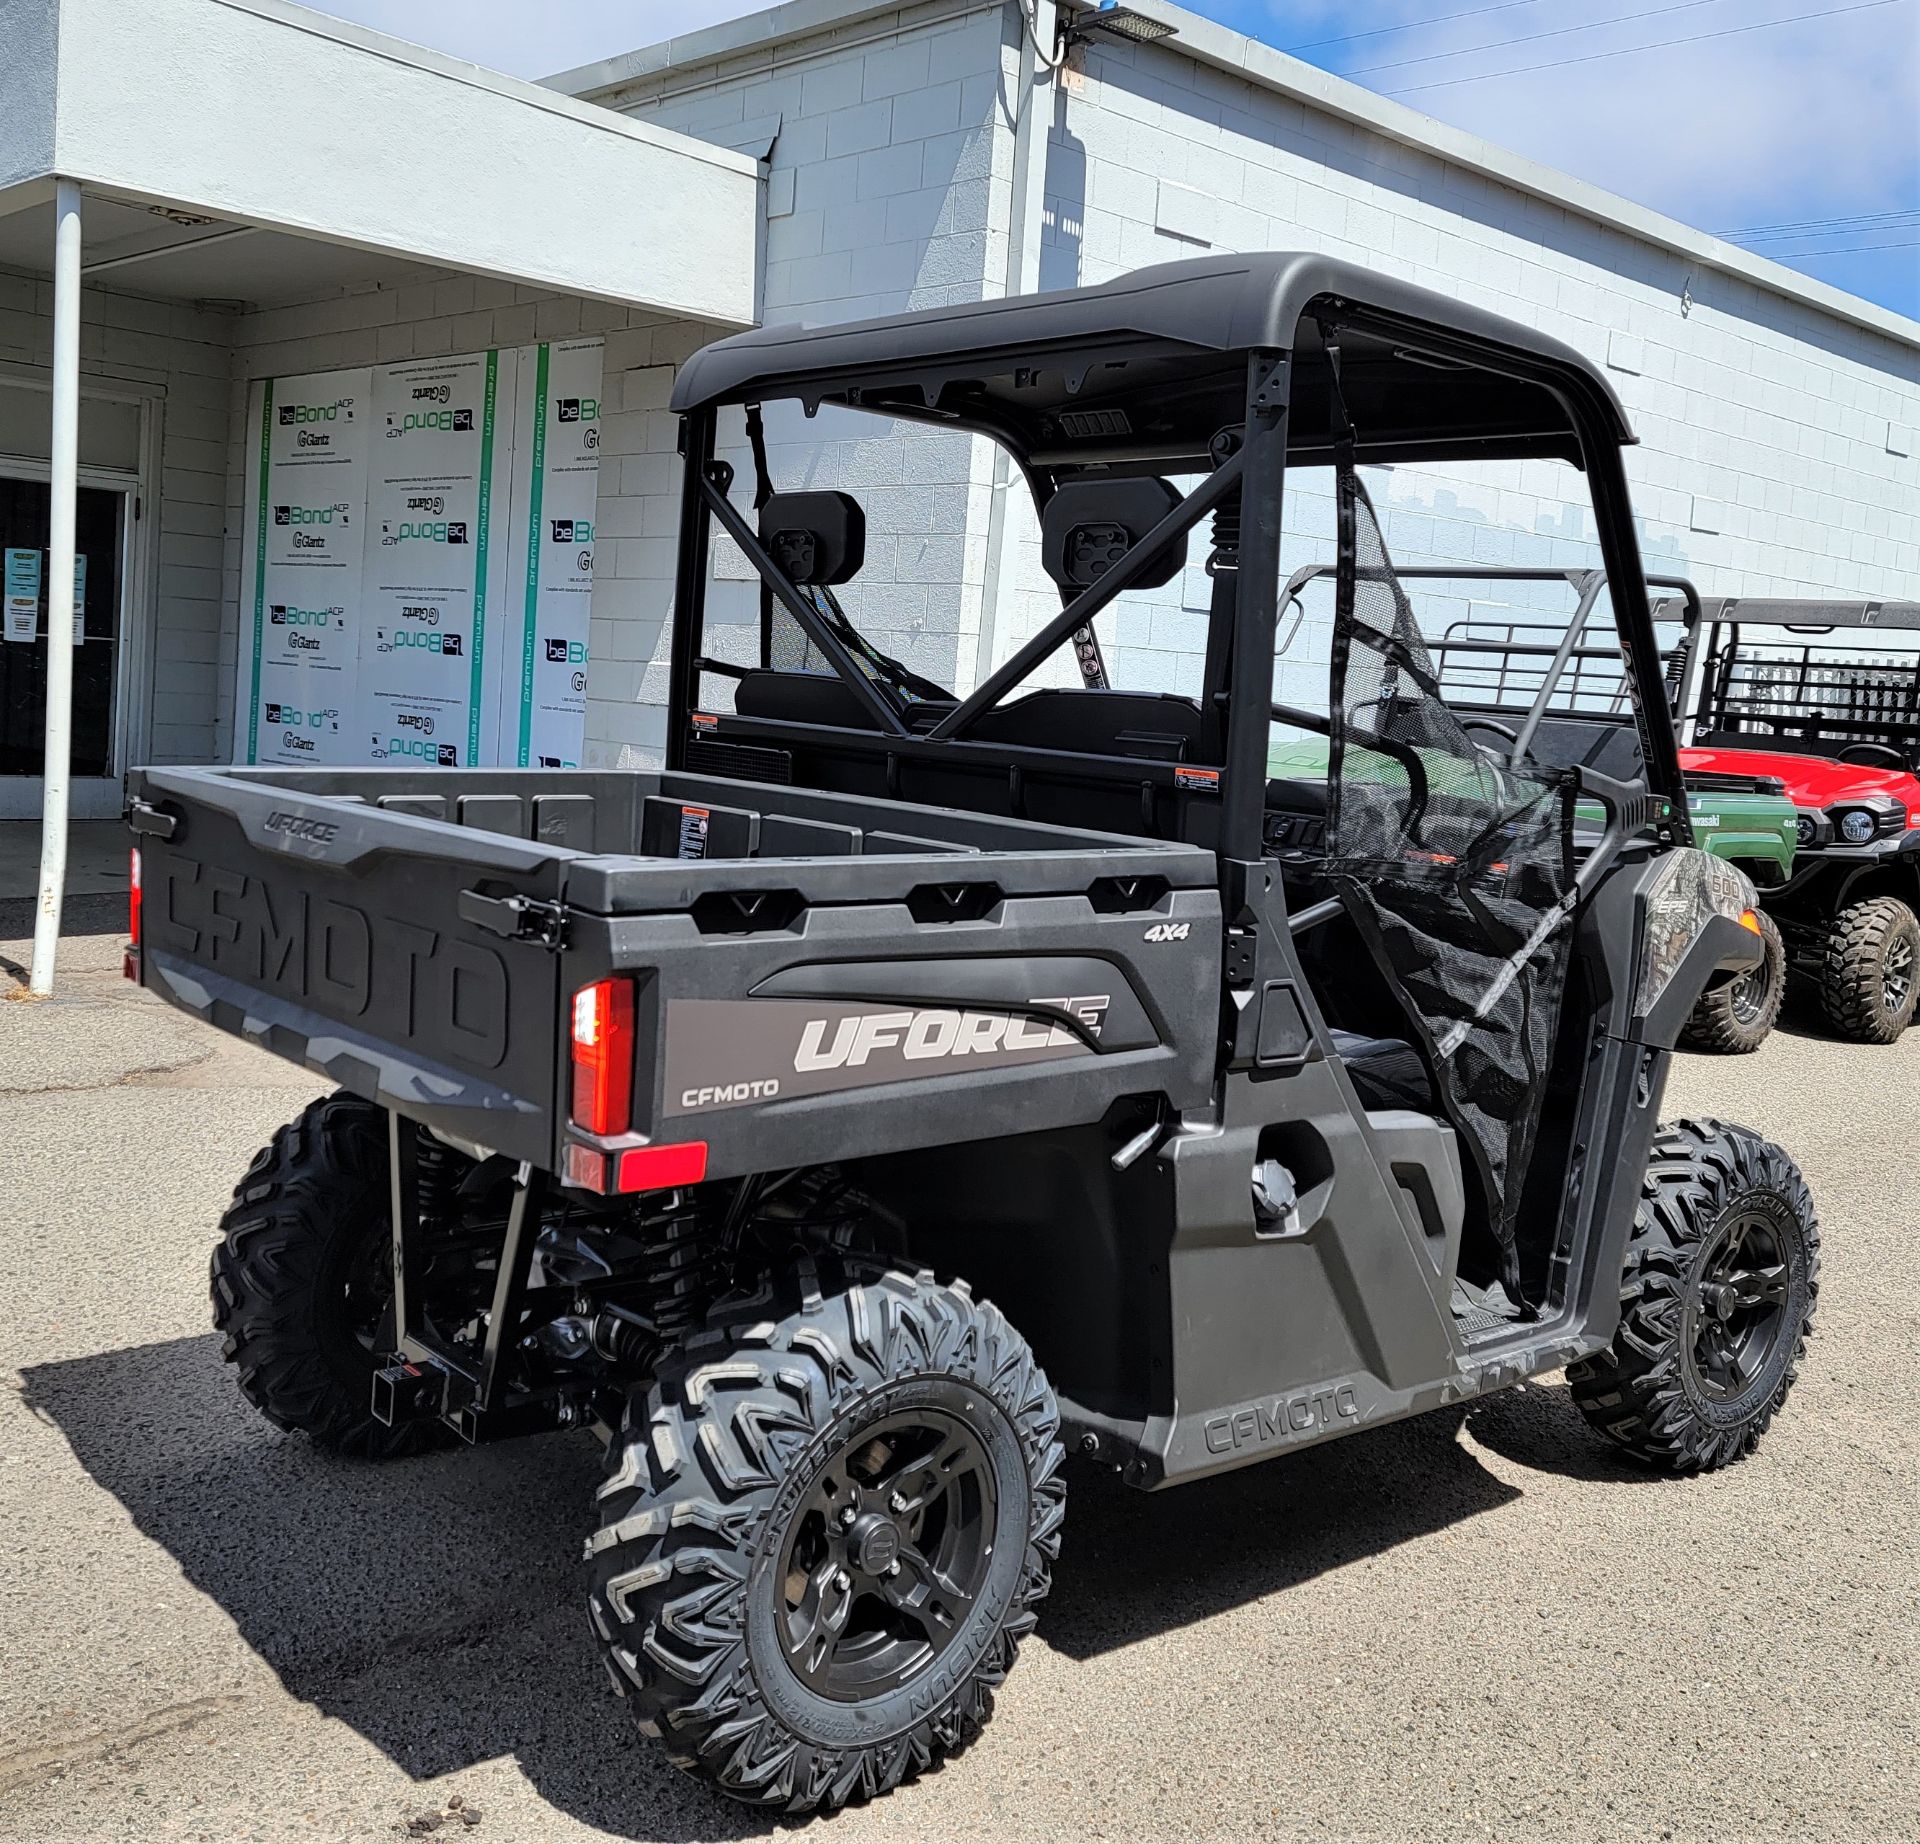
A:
[125,846,143,980]
[569,978,634,1135]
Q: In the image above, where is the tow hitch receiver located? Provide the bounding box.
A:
[372,1360,449,1427]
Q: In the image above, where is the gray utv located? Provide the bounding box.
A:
[131,254,1819,1815]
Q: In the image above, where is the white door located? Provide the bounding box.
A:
[0,473,133,820]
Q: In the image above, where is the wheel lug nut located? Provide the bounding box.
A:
[835,1569,851,1590]
[888,1491,907,1514]
[839,1505,857,1527]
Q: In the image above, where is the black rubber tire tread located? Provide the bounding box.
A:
[1678,910,1785,1054]
[586,1259,1066,1814]
[210,1093,444,1459]
[1567,1118,1818,1473]
[1817,895,1920,1044]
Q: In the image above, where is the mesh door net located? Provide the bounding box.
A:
[1324,466,1578,1300]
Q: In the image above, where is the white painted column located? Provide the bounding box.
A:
[29,177,83,996]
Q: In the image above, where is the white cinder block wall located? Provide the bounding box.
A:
[216,271,726,767]
[1005,23,1920,699]
[0,268,232,765]
[599,1,1029,709]
[575,0,1920,727]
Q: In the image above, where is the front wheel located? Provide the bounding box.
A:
[587,1262,1066,1814]
[1568,1119,1818,1472]
[1817,895,1920,1043]
[1679,910,1785,1054]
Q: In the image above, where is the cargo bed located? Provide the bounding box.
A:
[128,765,1222,1176]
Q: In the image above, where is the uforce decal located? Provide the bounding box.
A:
[796,997,1107,1070]
[262,811,339,845]
[662,995,1109,1116]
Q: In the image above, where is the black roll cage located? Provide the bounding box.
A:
[665,297,1686,875]
[1673,596,1920,754]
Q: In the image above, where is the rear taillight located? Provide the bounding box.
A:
[569,978,634,1136]
[125,846,142,980]
[561,1138,708,1196]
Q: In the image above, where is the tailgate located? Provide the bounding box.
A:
[131,767,567,1166]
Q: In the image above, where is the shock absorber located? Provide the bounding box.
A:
[414,1132,463,1238]
[590,1189,730,1372]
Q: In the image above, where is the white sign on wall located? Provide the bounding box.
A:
[363,350,508,769]
[236,339,603,770]
[240,369,370,766]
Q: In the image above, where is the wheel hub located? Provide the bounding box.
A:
[775,1406,998,1703]
[848,1511,902,1575]
[1687,1206,1793,1401]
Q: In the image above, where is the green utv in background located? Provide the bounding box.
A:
[1271,564,1798,1053]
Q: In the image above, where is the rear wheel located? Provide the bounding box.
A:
[1817,895,1920,1043]
[1679,910,1784,1054]
[210,1093,443,1458]
[1568,1119,1817,1472]
[587,1261,1065,1813]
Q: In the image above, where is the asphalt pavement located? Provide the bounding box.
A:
[2,921,1915,1843]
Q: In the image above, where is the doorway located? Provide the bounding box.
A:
[0,476,129,819]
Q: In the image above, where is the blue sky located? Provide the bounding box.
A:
[315,0,1920,320]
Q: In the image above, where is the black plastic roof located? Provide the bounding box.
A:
[671,252,1634,469]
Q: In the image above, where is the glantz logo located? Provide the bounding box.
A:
[384,407,475,438]
[381,519,469,546]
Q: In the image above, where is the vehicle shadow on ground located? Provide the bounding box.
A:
[22,1335,1629,1838]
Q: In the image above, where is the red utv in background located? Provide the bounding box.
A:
[1671,596,1920,1041]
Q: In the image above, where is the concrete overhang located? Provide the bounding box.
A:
[0,0,763,324]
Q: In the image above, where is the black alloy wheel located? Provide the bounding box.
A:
[1685,1208,1793,1400]
[588,1262,1065,1813]
[1569,1117,1818,1472]
[1818,895,1920,1043]
[1882,928,1915,1016]
[778,1410,998,1702]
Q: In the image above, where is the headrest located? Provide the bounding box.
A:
[1041,477,1187,592]
[759,490,865,586]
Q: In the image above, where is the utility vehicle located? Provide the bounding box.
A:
[1268,565,1800,1051]
[128,255,1820,1815]
[1668,595,1920,1041]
